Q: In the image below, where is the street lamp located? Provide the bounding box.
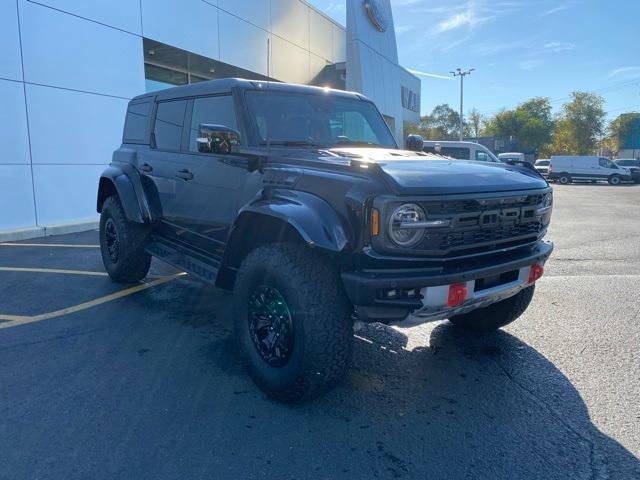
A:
[450,68,474,141]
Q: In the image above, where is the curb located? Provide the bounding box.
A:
[0,221,99,242]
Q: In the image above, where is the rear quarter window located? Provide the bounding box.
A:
[123,99,152,144]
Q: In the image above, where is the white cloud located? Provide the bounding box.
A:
[434,10,492,33]
[544,41,575,52]
[538,4,569,19]
[407,69,454,80]
[607,66,640,80]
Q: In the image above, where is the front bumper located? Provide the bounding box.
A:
[342,241,553,321]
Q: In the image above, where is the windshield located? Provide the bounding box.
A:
[245,90,397,149]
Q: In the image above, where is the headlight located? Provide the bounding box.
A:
[542,192,553,208]
[388,203,426,247]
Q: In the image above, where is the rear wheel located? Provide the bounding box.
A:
[558,173,572,185]
[449,286,535,333]
[99,196,151,283]
[233,243,353,403]
[608,174,621,185]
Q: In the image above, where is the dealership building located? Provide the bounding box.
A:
[0,0,420,238]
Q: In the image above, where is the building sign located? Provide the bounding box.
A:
[401,86,420,113]
[364,0,387,32]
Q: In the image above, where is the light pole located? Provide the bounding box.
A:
[450,68,474,141]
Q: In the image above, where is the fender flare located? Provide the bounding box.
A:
[97,164,152,224]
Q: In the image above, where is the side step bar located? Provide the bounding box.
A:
[146,236,220,284]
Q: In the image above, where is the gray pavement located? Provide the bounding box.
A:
[0,183,638,479]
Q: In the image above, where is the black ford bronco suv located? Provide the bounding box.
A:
[97,79,553,402]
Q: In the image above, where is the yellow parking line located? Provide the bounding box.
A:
[0,273,185,329]
[0,267,108,277]
[0,243,99,248]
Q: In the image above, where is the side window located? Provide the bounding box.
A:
[441,147,470,160]
[599,158,614,169]
[123,99,152,143]
[153,100,187,151]
[188,95,237,152]
[475,151,489,162]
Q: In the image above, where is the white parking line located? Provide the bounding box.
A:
[0,243,99,248]
[0,267,108,277]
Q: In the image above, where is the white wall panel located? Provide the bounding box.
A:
[20,1,144,98]
[0,0,23,81]
[26,84,128,165]
[333,25,346,63]
[309,53,329,84]
[0,165,36,229]
[29,0,142,34]
[271,0,309,50]
[309,9,333,62]
[0,79,30,165]
[218,0,269,30]
[141,0,219,61]
[271,36,310,84]
[32,164,104,225]
[219,12,269,76]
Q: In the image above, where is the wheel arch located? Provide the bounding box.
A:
[97,165,152,224]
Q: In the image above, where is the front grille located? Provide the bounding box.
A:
[411,194,546,257]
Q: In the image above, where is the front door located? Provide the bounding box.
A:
[170,94,249,258]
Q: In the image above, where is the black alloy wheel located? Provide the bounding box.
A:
[104,217,120,263]
[247,286,295,368]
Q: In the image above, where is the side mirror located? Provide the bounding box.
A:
[196,124,241,154]
[406,134,424,152]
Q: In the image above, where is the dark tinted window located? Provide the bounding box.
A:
[123,99,152,143]
[154,100,187,151]
[536,160,550,166]
[441,147,470,160]
[188,95,237,152]
[616,160,639,166]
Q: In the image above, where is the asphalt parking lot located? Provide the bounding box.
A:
[1,183,639,480]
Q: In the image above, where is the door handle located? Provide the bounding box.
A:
[140,163,153,172]
[175,169,194,181]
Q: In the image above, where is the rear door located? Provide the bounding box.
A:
[170,94,250,256]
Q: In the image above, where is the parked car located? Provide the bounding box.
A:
[97,79,553,402]
[499,152,528,164]
[534,159,550,177]
[422,140,502,163]
[614,159,640,183]
[548,156,632,185]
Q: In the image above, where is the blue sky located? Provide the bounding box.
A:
[307,0,640,120]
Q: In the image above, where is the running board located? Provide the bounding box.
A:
[146,237,220,284]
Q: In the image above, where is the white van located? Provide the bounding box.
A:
[422,140,502,163]
[548,156,632,185]
[499,152,527,164]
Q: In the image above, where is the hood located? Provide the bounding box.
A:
[329,147,548,195]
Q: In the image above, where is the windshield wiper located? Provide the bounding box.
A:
[259,140,323,147]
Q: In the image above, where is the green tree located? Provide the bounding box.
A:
[468,108,484,139]
[422,104,463,140]
[485,97,553,151]
[602,113,640,155]
[549,91,606,155]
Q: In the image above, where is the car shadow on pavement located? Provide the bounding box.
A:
[1,278,639,480]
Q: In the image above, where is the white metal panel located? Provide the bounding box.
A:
[28,0,142,34]
[218,0,269,30]
[0,79,30,165]
[333,24,346,63]
[19,1,144,98]
[219,11,269,76]
[271,0,309,50]
[309,53,329,84]
[141,0,220,61]
[270,35,310,84]
[32,164,104,225]
[0,0,23,81]
[26,84,128,165]
[309,9,333,61]
[0,165,36,230]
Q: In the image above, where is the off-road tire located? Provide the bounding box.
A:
[233,243,353,403]
[448,285,535,333]
[99,195,151,283]
[558,173,572,185]
[608,174,621,185]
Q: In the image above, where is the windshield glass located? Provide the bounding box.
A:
[245,90,397,149]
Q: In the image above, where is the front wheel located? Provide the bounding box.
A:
[448,285,535,333]
[233,243,353,403]
[608,174,621,185]
[558,173,572,185]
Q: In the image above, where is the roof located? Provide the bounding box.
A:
[131,78,363,102]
